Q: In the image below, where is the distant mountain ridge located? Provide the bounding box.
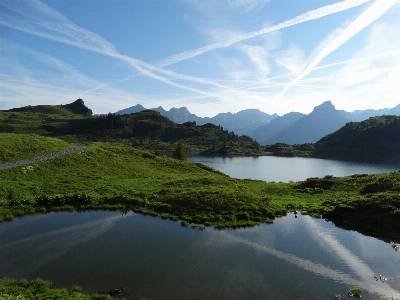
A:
[116,101,400,145]
[349,104,400,121]
[261,101,351,144]
[252,112,306,145]
[116,106,278,136]
[254,101,400,145]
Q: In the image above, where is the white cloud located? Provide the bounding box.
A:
[280,0,399,96]
[0,0,117,54]
[224,0,266,12]
[158,0,372,67]
[181,0,266,13]
[325,18,400,111]
[275,44,306,74]
[1,0,397,117]
[241,45,271,76]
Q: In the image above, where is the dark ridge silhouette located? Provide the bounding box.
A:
[64,99,93,115]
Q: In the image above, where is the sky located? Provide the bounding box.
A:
[0,0,399,117]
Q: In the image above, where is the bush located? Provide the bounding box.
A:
[348,287,362,298]
[172,141,186,160]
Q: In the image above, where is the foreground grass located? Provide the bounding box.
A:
[0,134,399,241]
[0,133,70,163]
[0,277,119,300]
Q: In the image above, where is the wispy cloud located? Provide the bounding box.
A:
[157,0,372,67]
[0,0,238,103]
[275,44,306,74]
[0,39,141,111]
[224,0,266,12]
[0,0,117,54]
[221,229,400,298]
[241,45,271,76]
[0,0,396,116]
[0,213,133,275]
[280,0,399,96]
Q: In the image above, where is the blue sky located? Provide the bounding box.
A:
[0,0,399,117]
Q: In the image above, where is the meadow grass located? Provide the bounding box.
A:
[0,277,118,300]
[0,134,399,241]
[0,133,70,163]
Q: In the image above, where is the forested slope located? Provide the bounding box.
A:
[314,115,400,162]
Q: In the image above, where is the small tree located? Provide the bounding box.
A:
[172,140,186,160]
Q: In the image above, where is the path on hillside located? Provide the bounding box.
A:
[0,146,88,170]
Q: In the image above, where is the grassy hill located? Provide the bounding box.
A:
[263,115,400,162]
[1,133,400,241]
[0,133,70,163]
[1,101,400,241]
[313,115,400,162]
[0,100,262,155]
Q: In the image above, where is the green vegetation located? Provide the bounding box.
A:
[1,101,400,299]
[172,140,186,160]
[0,277,116,300]
[0,100,263,155]
[334,288,363,299]
[1,134,399,241]
[264,142,314,157]
[265,116,400,162]
[1,101,400,240]
[314,115,400,162]
[0,133,70,163]
[347,287,362,298]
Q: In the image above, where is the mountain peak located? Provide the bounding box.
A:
[64,99,92,115]
[309,100,340,116]
[313,100,334,110]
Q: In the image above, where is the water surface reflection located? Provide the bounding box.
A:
[187,155,400,182]
[0,211,399,299]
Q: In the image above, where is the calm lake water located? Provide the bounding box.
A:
[0,211,399,299]
[1,157,400,299]
[187,155,400,182]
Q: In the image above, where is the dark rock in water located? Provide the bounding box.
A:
[99,288,127,297]
[108,289,122,295]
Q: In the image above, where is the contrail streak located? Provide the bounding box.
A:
[0,1,231,96]
[280,0,399,96]
[0,0,392,107]
[156,0,372,68]
[75,0,374,96]
[237,49,400,91]
[221,225,400,298]
[0,213,134,275]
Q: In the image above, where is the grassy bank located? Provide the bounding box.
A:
[0,134,399,241]
[0,133,70,163]
[0,277,120,300]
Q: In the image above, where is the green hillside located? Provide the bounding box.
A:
[1,133,400,241]
[313,115,400,162]
[0,100,262,155]
[0,133,70,163]
[263,115,400,162]
[1,102,400,241]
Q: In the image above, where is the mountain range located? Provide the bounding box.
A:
[116,101,400,145]
[116,105,277,137]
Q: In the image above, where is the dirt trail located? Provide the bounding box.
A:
[0,146,88,170]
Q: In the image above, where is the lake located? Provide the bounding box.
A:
[187,155,400,182]
[1,156,400,299]
[0,211,399,300]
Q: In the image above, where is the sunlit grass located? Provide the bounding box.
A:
[0,277,117,299]
[0,133,70,163]
[0,134,399,241]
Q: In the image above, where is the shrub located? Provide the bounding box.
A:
[172,140,186,160]
[348,287,362,298]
